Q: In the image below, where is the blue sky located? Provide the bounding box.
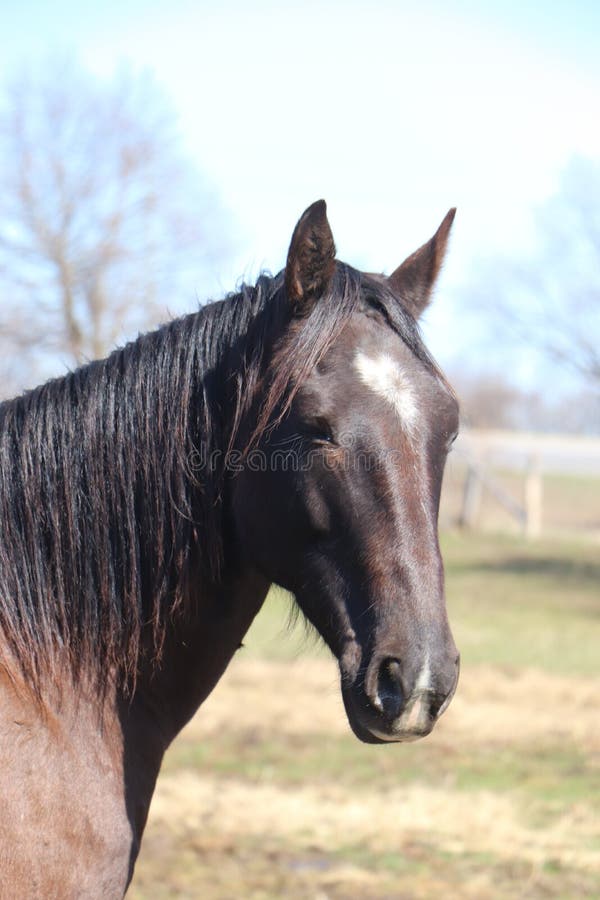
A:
[2,0,600,388]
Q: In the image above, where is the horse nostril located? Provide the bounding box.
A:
[376,657,404,721]
[428,691,447,719]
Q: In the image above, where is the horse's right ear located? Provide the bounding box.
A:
[285,200,336,315]
[388,208,456,319]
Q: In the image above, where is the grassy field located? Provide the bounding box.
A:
[130,532,600,899]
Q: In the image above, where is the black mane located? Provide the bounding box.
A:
[0,265,434,687]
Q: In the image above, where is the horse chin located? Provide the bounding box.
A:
[345,713,433,745]
[341,681,435,745]
[345,717,392,745]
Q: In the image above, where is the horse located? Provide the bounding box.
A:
[0,200,460,897]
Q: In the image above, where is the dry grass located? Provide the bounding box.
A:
[129,533,600,898]
[130,657,600,899]
[177,657,600,750]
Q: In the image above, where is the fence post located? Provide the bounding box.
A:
[460,464,482,529]
[524,454,542,539]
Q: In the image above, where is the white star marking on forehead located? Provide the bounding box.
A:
[354,351,419,432]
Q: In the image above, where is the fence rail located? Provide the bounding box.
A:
[443,430,600,540]
[455,429,600,476]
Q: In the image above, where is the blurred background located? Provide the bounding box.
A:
[1,1,599,897]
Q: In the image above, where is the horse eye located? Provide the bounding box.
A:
[447,431,458,450]
[308,418,335,444]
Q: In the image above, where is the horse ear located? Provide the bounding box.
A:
[285,200,336,314]
[388,208,456,318]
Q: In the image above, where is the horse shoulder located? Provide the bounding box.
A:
[0,669,134,898]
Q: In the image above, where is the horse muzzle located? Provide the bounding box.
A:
[340,651,460,744]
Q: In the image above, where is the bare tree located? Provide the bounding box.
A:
[0,59,230,396]
[451,371,524,430]
[451,367,600,435]
[472,156,600,388]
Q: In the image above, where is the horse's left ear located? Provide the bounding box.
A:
[285,200,336,315]
[388,208,456,319]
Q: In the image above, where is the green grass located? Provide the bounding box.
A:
[442,531,600,674]
[243,531,600,675]
[240,583,330,660]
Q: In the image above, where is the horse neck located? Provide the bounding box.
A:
[0,282,277,712]
[135,567,270,742]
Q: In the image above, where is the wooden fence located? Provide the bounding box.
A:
[443,430,600,540]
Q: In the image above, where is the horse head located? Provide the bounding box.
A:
[233,201,460,743]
